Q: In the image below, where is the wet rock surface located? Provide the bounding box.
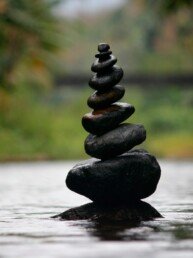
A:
[84,124,146,159]
[82,103,135,135]
[91,55,117,72]
[66,149,161,204]
[53,201,162,221]
[98,43,110,52]
[87,85,125,109]
[89,66,124,91]
[95,51,112,59]
[54,43,161,221]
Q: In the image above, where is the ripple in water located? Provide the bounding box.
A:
[0,160,193,258]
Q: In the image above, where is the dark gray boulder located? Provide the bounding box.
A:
[66,149,161,204]
[84,123,146,159]
[53,201,162,221]
[82,103,135,136]
[87,85,125,109]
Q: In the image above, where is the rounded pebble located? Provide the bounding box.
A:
[84,123,146,159]
[89,66,123,91]
[95,51,112,59]
[87,85,125,109]
[91,55,117,72]
[82,103,135,135]
[98,43,110,52]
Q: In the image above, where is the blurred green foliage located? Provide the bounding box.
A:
[0,0,192,160]
[61,0,193,75]
[155,0,193,13]
[0,86,192,161]
[0,0,63,88]
[1,0,193,83]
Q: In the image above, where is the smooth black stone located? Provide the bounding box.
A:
[52,201,162,221]
[98,43,110,52]
[82,103,134,135]
[85,123,146,159]
[91,55,117,72]
[95,51,112,58]
[65,149,161,204]
[89,66,123,92]
[87,85,125,109]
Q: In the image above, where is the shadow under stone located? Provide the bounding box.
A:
[76,219,162,241]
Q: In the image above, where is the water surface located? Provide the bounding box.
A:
[0,160,193,258]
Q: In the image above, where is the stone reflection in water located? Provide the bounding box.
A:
[88,221,157,241]
[82,221,141,241]
[1,161,193,258]
[172,224,193,240]
[72,210,162,242]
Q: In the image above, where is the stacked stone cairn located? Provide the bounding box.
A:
[54,43,161,221]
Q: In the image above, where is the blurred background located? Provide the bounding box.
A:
[0,0,192,161]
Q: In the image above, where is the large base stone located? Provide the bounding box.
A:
[52,201,162,221]
[66,149,161,204]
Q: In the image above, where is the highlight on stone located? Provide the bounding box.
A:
[53,43,162,221]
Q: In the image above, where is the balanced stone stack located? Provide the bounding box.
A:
[65,43,161,206]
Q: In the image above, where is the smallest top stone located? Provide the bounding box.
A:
[98,43,110,53]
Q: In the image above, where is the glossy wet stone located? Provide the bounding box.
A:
[87,85,125,109]
[89,66,123,91]
[85,123,146,159]
[98,43,110,52]
[66,149,161,204]
[95,51,112,59]
[91,55,117,72]
[53,201,162,221]
[82,103,135,135]
[66,43,161,210]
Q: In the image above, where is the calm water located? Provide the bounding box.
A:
[0,160,193,258]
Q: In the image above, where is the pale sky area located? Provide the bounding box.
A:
[55,0,127,18]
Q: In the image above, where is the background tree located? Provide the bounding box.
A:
[159,0,193,13]
[0,0,63,88]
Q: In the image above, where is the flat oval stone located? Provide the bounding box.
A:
[89,66,123,92]
[91,55,117,72]
[95,50,112,58]
[82,103,135,135]
[53,201,162,221]
[65,149,161,204]
[87,85,125,109]
[84,123,146,159]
